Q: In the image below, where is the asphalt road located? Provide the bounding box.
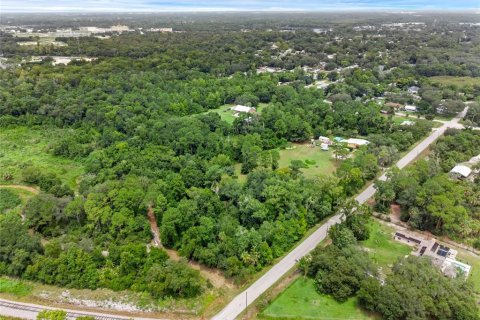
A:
[212,108,468,320]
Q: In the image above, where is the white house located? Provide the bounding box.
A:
[408,86,420,94]
[404,105,417,112]
[449,165,472,179]
[231,105,256,113]
[321,143,330,151]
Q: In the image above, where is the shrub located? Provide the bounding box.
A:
[0,189,21,212]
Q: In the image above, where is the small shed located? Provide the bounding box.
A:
[404,105,417,112]
[318,136,332,144]
[449,165,472,179]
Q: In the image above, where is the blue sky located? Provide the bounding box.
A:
[2,0,480,12]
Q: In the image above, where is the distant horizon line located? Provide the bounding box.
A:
[3,8,480,13]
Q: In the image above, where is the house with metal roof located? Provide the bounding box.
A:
[449,165,472,179]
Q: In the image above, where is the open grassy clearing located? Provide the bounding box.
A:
[429,76,480,88]
[278,143,337,178]
[391,115,442,127]
[360,221,412,268]
[0,126,84,189]
[260,277,374,320]
[232,142,337,182]
[205,103,268,124]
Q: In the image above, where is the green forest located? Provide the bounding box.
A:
[0,12,479,317]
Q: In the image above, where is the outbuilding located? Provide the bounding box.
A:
[449,165,472,179]
[318,136,332,144]
[404,105,417,112]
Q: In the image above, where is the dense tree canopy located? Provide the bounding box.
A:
[358,257,479,320]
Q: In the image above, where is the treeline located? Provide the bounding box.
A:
[1,212,204,298]
[375,130,480,247]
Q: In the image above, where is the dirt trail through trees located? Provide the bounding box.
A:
[147,206,162,247]
[0,184,39,194]
[146,206,234,289]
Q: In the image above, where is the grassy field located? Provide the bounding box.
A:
[260,277,374,320]
[429,76,480,88]
[391,115,442,127]
[360,221,412,268]
[232,143,337,182]
[278,143,337,177]
[0,126,84,189]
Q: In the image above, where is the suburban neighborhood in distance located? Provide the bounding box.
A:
[0,1,480,320]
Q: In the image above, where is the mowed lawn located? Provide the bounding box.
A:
[391,115,441,127]
[261,277,374,320]
[429,76,480,88]
[278,144,337,177]
[360,221,412,268]
[0,126,84,189]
